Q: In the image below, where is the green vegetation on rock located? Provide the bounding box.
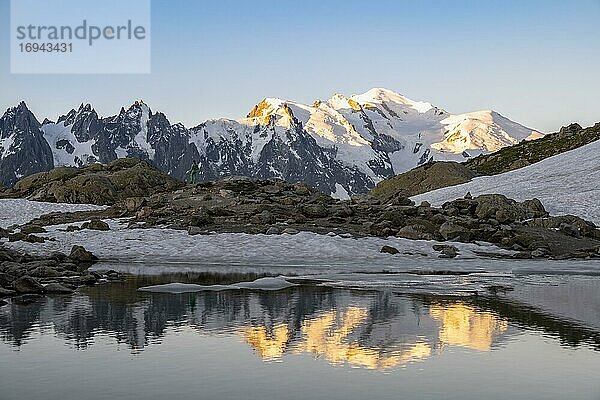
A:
[465,122,600,175]
[2,158,183,205]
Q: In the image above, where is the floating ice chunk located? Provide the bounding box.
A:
[138,277,297,293]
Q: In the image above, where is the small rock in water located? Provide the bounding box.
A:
[432,244,459,258]
[12,294,43,305]
[8,233,27,242]
[380,245,400,255]
[0,287,16,297]
[43,283,74,294]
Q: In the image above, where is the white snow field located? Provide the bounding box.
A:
[412,139,600,225]
[0,199,104,228]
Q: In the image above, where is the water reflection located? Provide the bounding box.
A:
[0,273,598,371]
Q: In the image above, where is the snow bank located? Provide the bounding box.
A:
[0,199,105,228]
[412,139,600,225]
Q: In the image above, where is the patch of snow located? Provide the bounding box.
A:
[413,139,600,225]
[332,183,350,200]
[0,134,16,158]
[41,122,96,167]
[0,199,105,228]
[132,103,155,160]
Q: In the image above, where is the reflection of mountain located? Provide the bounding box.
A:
[0,276,598,369]
[430,304,509,351]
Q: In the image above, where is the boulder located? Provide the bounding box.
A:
[81,219,110,231]
[8,233,27,242]
[20,224,47,234]
[380,245,400,255]
[69,245,98,262]
[433,244,459,258]
[265,226,280,235]
[12,276,44,294]
[0,272,14,287]
[439,221,472,241]
[0,288,16,297]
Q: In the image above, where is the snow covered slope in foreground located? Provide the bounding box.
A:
[412,139,600,225]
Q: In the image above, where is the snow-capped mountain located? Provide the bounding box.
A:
[0,102,53,186]
[0,89,543,195]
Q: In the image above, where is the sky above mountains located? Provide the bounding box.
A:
[1,0,599,133]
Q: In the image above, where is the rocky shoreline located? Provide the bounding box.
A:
[0,242,121,303]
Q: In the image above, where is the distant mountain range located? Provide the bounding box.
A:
[0,88,542,196]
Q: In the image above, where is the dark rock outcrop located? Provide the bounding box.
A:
[0,102,54,187]
[2,158,183,205]
[0,244,113,299]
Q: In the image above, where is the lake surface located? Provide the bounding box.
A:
[1,273,599,400]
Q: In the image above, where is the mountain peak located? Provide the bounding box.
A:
[247,98,285,119]
[352,88,434,114]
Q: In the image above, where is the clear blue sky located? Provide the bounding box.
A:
[1,0,599,132]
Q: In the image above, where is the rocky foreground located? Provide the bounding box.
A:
[0,243,120,304]
[1,158,600,301]
[14,173,600,259]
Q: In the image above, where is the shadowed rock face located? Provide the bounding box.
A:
[0,102,54,187]
[2,158,183,206]
[370,161,476,201]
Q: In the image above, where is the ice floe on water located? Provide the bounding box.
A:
[139,277,297,293]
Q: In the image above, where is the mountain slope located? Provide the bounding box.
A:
[0,102,54,186]
[464,122,600,175]
[412,138,600,225]
[0,89,543,195]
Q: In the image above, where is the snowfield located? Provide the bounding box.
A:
[413,139,600,225]
[0,199,105,228]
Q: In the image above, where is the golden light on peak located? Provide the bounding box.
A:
[429,304,508,351]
